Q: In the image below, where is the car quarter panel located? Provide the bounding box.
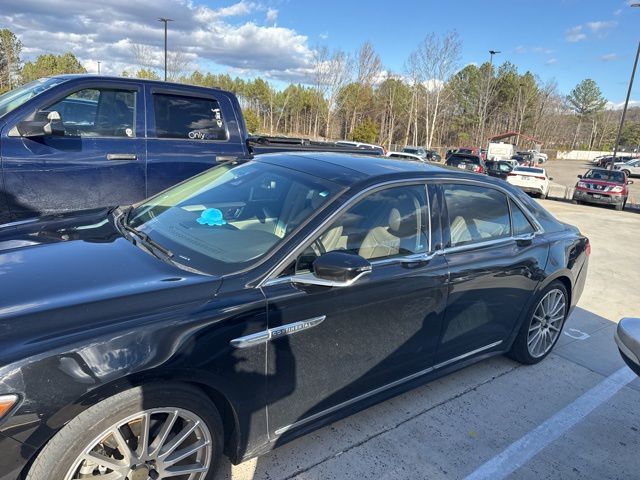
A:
[0,282,270,466]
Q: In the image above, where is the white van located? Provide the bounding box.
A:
[487,142,515,161]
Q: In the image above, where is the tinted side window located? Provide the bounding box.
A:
[46,88,135,137]
[294,185,429,273]
[510,199,535,235]
[153,93,228,141]
[444,184,511,247]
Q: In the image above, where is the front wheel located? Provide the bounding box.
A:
[508,281,569,364]
[26,384,223,480]
[622,170,631,178]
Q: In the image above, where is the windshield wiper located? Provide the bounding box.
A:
[114,206,174,259]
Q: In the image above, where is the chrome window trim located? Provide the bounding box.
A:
[258,178,433,288]
[273,339,503,436]
[258,176,544,288]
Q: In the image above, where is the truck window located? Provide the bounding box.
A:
[46,88,136,138]
[153,93,228,141]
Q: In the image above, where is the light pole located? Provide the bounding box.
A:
[158,17,173,81]
[611,3,640,168]
[479,50,500,147]
[97,61,101,75]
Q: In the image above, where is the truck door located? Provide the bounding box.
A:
[0,81,146,219]
[145,87,247,196]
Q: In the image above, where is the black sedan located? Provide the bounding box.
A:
[0,153,589,480]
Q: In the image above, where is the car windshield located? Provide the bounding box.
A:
[514,167,544,174]
[448,155,480,165]
[0,77,65,118]
[403,148,420,154]
[583,169,625,183]
[126,161,341,275]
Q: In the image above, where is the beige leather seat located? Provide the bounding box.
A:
[359,203,420,260]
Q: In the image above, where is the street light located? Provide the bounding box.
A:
[479,50,500,146]
[97,61,101,75]
[611,3,640,168]
[158,17,173,81]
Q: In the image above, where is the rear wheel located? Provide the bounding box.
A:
[26,384,223,480]
[508,281,568,364]
[622,169,631,178]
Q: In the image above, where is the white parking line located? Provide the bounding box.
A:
[464,366,637,480]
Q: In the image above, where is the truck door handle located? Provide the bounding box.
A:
[107,153,137,161]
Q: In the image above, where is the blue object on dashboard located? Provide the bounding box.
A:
[197,208,227,226]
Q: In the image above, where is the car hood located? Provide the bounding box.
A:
[0,209,220,325]
[577,179,624,188]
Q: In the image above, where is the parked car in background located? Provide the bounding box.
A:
[572,168,632,211]
[0,152,590,480]
[456,146,485,160]
[445,153,485,174]
[485,160,514,180]
[402,146,428,159]
[513,152,536,166]
[618,158,640,178]
[0,75,380,224]
[615,318,640,376]
[387,151,425,161]
[528,150,547,163]
[506,166,552,198]
[426,149,442,162]
[596,155,637,169]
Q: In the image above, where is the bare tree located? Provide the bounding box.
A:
[314,48,351,139]
[167,51,192,82]
[349,41,381,134]
[413,31,461,148]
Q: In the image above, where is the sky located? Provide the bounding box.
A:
[1,0,639,104]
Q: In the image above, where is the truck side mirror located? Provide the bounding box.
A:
[16,111,64,138]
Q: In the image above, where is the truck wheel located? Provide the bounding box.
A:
[507,281,569,365]
[26,383,224,480]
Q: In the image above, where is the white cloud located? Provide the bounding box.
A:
[613,8,622,15]
[545,58,558,65]
[566,20,617,42]
[566,26,587,42]
[0,0,316,83]
[600,53,619,61]
[266,8,278,24]
[586,20,617,32]
[319,32,329,40]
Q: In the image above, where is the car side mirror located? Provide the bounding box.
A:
[628,180,634,185]
[293,251,372,287]
[16,111,64,138]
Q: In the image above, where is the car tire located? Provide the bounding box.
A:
[507,281,569,365]
[622,169,631,177]
[26,383,224,480]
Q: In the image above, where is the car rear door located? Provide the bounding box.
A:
[145,87,247,196]
[0,80,146,219]
[259,182,449,438]
[434,182,549,364]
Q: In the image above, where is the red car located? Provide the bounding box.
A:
[572,168,633,211]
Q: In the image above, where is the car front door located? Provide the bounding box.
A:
[434,182,549,364]
[1,81,146,219]
[145,88,247,196]
[259,182,449,438]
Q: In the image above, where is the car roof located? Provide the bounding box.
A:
[255,151,493,187]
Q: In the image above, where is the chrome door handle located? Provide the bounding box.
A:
[107,153,137,161]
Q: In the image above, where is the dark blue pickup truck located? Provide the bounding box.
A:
[0,75,378,223]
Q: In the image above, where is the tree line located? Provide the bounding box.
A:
[2,27,639,151]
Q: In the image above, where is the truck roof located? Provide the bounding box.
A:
[46,74,234,96]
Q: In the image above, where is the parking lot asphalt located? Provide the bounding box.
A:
[221,199,640,480]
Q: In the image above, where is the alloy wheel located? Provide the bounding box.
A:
[527,288,566,358]
[63,408,212,480]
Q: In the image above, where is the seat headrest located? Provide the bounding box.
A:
[387,203,418,237]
